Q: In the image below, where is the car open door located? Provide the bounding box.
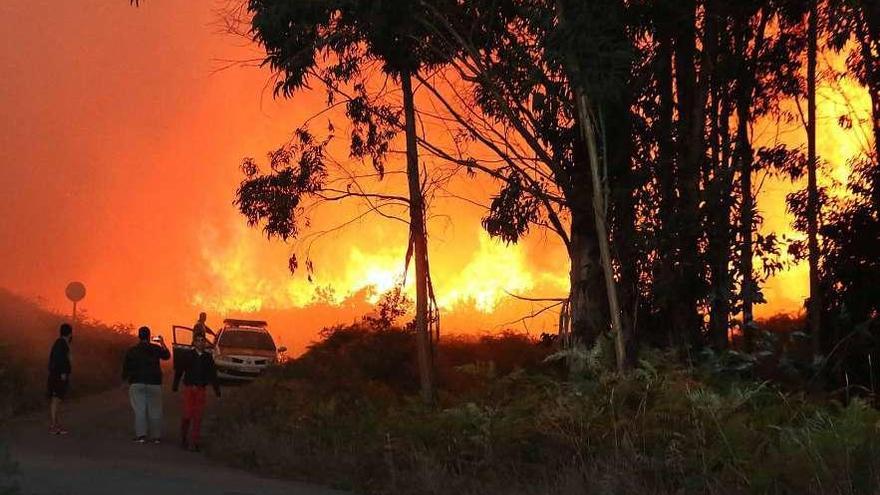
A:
[172,325,194,346]
[172,325,193,372]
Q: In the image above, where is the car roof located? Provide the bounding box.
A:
[222,318,268,329]
[221,326,270,333]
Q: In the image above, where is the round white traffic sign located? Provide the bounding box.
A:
[65,282,86,303]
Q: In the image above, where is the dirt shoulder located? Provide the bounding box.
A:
[2,384,347,495]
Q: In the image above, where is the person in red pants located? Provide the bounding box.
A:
[172,334,220,451]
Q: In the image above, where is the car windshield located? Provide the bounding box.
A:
[218,330,276,351]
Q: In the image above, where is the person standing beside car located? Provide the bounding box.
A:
[191,311,216,345]
[47,323,73,435]
[173,333,220,451]
[122,326,170,444]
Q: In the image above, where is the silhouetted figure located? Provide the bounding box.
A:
[47,323,73,435]
[173,333,220,451]
[122,326,170,444]
[192,312,216,344]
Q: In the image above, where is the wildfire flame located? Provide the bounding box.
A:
[191,52,872,326]
[756,52,873,317]
[192,219,567,318]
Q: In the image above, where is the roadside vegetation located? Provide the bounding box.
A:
[0,288,131,420]
[208,314,880,495]
[0,443,16,495]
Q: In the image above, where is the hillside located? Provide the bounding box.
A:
[0,288,131,419]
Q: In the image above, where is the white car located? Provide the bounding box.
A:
[172,319,286,381]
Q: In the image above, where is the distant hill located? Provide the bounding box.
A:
[0,288,131,419]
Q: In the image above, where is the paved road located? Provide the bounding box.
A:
[2,385,346,495]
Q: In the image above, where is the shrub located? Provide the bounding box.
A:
[208,324,880,494]
[0,288,132,419]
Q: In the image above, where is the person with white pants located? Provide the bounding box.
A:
[122,326,170,443]
[128,382,163,441]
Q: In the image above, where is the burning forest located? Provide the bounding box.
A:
[1,0,879,493]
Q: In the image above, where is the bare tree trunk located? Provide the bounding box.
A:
[576,92,629,371]
[672,0,708,351]
[806,0,822,356]
[705,6,729,349]
[568,209,609,352]
[568,121,609,354]
[401,69,434,405]
[554,0,630,370]
[654,29,677,347]
[737,92,756,351]
[709,95,734,350]
[606,83,639,361]
[556,0,629,371]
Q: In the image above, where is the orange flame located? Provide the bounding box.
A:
[192,219,567,319]
[756,51,873,318]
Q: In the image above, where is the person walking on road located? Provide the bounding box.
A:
[47,323,73,435]
[192,312,216,344]
[173,333,220,451]
[122,326,170,444]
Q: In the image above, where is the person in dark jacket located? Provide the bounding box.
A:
[122,326,170,443]
[173,333,220,451]
[47,323,73,435]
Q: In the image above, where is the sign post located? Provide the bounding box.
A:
[65,282,86,327]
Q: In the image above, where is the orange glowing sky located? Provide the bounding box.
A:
[0,1,872,353]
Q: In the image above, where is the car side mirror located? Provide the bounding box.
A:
[277,346,287,354]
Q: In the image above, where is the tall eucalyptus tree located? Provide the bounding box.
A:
[241,0,456,404]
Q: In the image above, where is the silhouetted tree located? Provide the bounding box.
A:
[408,0,637,369]
[808,0,880,387]
[806,0,822,356]
[239,0,460,405]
